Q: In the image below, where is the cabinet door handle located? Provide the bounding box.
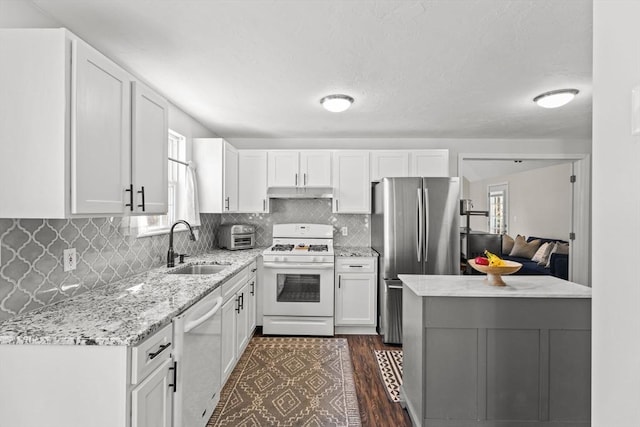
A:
[148,342,171,360]
[240,293,244,310]
[335,199,339,211]
[295,173,298,186]
[168,361,178,393]
[338,275,341,288]
[125,184,134,211]
[137,186,146,211]
[263,199,266,211]
[250,281,255,296]
[225,197,230,210]
[235,295,241,313]
[304,173,307,185]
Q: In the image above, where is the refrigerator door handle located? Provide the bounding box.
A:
[417,188,424,262]
[424,188,430,262]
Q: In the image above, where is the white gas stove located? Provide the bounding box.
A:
[262,224,335,336]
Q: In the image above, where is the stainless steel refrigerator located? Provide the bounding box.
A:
[371,177,460,344]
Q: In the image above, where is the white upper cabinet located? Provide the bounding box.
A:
[238,150,268,213]
[131,81,169,215]
[267,151,299,187]
[224,145,239,212]
[299,151,332,187]
[409,149,449,177]
[193,138,239,213]
[370,151,410,181]
[333,151,370,213]
[267,151,331,187]
[71,39,131,215]
[0,28,168,218]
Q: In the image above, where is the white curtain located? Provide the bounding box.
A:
[179,160,201,226]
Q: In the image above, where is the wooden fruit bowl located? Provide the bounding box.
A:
[467,259,523,286]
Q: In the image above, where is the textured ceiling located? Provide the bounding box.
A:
[29,0,592,139]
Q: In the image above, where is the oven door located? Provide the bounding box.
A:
[262,262,334,317]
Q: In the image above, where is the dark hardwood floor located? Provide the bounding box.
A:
[339,334,412,427]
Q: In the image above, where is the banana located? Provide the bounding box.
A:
[484,250,505,267]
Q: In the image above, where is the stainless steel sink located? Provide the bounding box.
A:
[167,264,230,275]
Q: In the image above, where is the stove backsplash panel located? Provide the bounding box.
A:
[0,214,221,321]
[221,199,370,247]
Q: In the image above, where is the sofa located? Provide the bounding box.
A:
[501,235,569,280]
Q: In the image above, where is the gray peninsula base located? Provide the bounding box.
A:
[400,275,591,427]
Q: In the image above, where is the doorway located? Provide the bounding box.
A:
[458,153,591,286]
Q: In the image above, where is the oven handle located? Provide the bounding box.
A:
[184,297,223,333]
[263,262,335,270]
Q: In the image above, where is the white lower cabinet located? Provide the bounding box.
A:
[0,323,174,427]
[220,261,258,386]
[221,295,238,382]
[131,358,173,427]
[335,257,378,334]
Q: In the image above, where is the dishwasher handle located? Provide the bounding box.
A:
[184,297,223,333]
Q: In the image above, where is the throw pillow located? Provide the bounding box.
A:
[544,242,570,268]
[509,235,542,259]
[502,234,515,255]
[531,242,552,263]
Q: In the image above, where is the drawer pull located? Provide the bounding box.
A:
[251,268,257,273]
[348,265,364,268]
[148,342,171,360]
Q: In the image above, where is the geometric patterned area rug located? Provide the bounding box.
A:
[373,350,403,403]
[207,337,361,426]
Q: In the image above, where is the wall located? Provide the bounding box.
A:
[592,2,640,425]
[221,199,370,247]
[466,162,572,240]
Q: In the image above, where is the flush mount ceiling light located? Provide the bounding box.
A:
[320,94,354,112]
[533,89,579,109]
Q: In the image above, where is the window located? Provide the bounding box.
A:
[137,130,186,236]
[488,183,508,234]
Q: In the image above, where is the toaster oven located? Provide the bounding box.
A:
[217,224,255,250]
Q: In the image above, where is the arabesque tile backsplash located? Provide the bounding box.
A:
[221,199,370,247]
[0,199,370,322]
[0,214,220,321]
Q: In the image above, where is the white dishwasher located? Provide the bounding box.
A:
[173,287,223,427]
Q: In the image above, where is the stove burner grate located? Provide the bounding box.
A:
[308,245,328,252]
[272,244,294,252]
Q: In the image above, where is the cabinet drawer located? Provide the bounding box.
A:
[131,323,173,384]
[336,257,376,273]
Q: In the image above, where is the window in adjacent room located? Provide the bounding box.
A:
[488,183,508,234]
[137,130,186,236]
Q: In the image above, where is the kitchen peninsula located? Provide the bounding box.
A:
[399,274,591,427]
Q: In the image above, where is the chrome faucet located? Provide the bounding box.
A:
[167,220,197,267]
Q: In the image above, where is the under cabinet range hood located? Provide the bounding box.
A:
[267,187,334,199]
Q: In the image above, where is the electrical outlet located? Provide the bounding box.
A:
[63,248,77,272]
[341,226,348,236]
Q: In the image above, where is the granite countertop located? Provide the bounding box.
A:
[0,248,265,347]
[399,274,592,299]
[334,246,379,257]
